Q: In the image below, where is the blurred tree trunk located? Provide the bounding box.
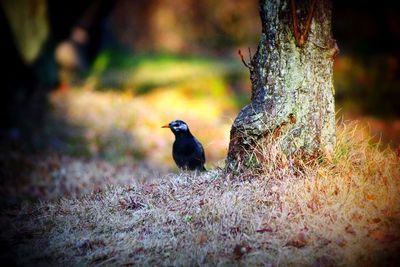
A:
[226,0,338,171]
[0,0,114,148]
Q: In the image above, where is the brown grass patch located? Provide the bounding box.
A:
[5,122,400,266]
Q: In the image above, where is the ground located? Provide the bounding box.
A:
[1,53,399,266]
[1,123,399,266]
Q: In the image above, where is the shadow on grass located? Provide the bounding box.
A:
[0,100,155,210]
[43,105,146,164]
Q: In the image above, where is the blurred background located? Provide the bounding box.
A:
[0,0,399,203]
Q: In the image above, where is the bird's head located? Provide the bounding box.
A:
[161,120,191,136]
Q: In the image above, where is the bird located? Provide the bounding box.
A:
[162,120,206,171]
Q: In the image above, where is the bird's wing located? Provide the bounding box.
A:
[194,138,206,164]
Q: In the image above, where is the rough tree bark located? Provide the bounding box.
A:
[226,0,338,171]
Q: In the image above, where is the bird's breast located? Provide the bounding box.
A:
[173,138,196,155]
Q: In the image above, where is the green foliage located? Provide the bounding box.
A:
[90,50,248,95]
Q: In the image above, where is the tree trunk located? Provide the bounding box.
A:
[226,0,337,171]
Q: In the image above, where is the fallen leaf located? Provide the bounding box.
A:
[368,229,397,243]
[119,196,144,210]
[371,218,381,224]
[318,237,332,247]
[199,199,206,206]
[256,227,273,233]
[345,224,356,235]
[230,226,241,235]
[364,193,376,200]
[197,233,208,245]
[335,237,346,247]
[351,213,362,222]
[233,244,251,259]
[143,183,158,194]
[382,176,388,187]
[307,194,320,212]
[333,186,339,195]
[286,232,307,248]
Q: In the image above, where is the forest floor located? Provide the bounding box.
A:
[1,123,400,266]
[1,53,400,266]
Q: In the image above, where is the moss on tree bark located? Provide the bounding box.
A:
[227,0,337,171]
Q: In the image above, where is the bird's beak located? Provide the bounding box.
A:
[161,124,170,128]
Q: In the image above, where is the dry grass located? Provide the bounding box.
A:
[5,122,400,266]
[0,152,163,205]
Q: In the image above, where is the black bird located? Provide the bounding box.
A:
[162,120,206,171]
